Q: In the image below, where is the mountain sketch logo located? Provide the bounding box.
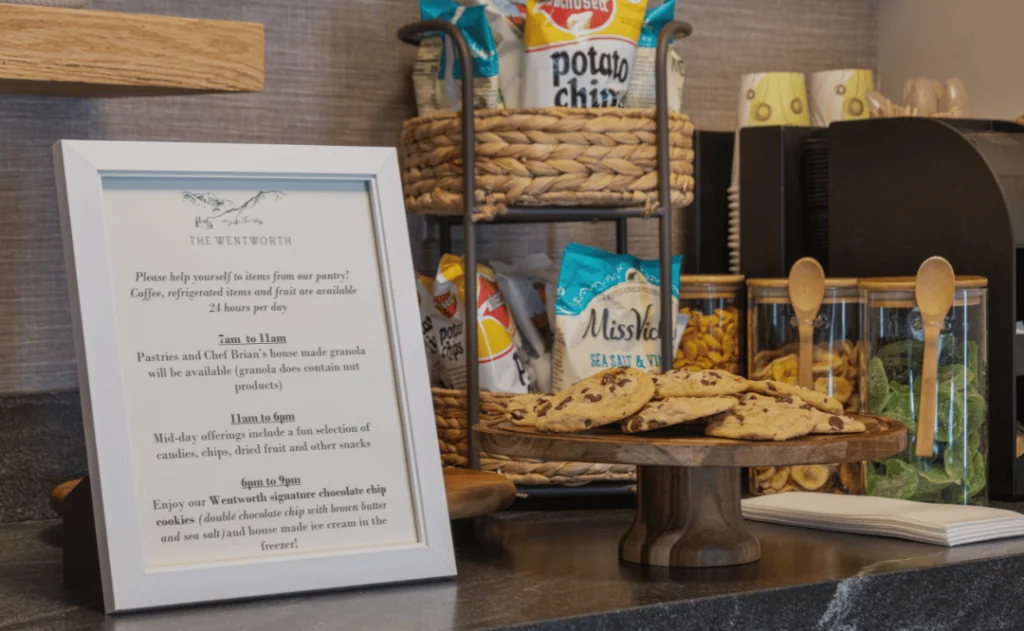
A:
[183,190,286,229]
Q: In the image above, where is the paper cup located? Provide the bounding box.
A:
[808,69,874,127]
[737,72,810,128]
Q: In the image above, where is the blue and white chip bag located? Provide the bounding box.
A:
[621,0,686,112]
[415,0,503,113]
[552,244,683,390]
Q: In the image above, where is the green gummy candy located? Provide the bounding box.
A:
[944,443,968,480]
[882,390,917,433]
[869,458,918,500]
[968,429,980,452]
[966,393,986,432]
[935,390,965,444]
[967,450,986,498]
[867,357,891,414]
[937,364,974,393]
[912,465,957,501]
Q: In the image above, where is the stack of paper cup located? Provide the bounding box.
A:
[808,69,874,127]
[730,72,810,272]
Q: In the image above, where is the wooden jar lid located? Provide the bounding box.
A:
[679,274,744,300]
[858,275,988,291]
[680,274,745,285]
[746,277,859,289]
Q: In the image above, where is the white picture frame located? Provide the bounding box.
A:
[53,141,455,613]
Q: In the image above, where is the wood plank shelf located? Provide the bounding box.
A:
[0,3,264,97]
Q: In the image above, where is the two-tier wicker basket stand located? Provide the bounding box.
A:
[397,18,694,479]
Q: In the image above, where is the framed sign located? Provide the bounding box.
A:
[53,141,455,612]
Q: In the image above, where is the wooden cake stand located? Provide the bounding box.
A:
[476,415,906,568]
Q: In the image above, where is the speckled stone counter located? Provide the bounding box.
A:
[5,509,1024,630]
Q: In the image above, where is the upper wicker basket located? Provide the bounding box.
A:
[401,107,696,219]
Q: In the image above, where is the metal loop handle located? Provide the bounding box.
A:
[397,20,480,469]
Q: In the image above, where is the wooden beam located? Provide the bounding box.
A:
[0,3,264,97]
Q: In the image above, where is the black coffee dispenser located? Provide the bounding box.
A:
[827,117,1024,498]
[735,118,1024,497]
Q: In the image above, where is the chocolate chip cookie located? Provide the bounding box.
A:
[506,394,555,427]
[705,407,818,441]
[746,380,844,415]
[653,369,749,399]
[621,396,738,433]
[538,367,656,433]
[808,411,866,434]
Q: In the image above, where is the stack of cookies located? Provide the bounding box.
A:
[505,367,866,442]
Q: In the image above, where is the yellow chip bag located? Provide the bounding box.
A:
[433,254,535,393]
[522,0,648,107]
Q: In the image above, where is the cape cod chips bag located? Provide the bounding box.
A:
[552,244,682,390]
[522,0,648,108]
[416,273,442,385]
[433,254,536,393]
[621,0,685,111]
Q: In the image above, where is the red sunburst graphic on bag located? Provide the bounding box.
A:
[536,0,615,35]
[477,275,511,328]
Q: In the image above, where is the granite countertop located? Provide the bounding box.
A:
[5,508,1024,631]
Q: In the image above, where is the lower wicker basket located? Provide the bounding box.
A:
[433,387,635,486]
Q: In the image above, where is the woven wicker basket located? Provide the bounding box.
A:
[433,387,635,486]
[402,107,696,219]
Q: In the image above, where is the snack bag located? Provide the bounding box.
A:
[415,0,502,113]
[522,0,648,108]
[621,0,685,111]
[492,254,557,392]
[434,254,535,393]
[416,273,442,385]
[552,244,682,390]
[475,0,527,108]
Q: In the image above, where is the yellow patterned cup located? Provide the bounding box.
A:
[808,69,875,126]
[737,72,810,128]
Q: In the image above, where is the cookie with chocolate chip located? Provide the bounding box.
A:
[808,412,866,434]
[621,396,738,434]
[506,394,555,427]
[653,369,748,399]
[538,367,655,433]
[745,379,844,415]
[704,408,817,441]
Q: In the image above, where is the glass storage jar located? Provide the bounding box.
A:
[861,276,988,505]
[747,277,864,495]
[674,275,744,375]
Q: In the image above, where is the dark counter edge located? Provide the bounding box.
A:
[504,552,1024,631]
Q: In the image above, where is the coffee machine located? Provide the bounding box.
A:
[737,117,1024,498]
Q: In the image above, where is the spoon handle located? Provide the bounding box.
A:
[798,321,814,389]
[916,323,941,456]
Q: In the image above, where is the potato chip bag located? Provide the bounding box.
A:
[434,254,535,393]
[492,254,556,393]
[415,0,503,113]
[621,0,685,112]
[553,244,682,390]
[522,0,648,108]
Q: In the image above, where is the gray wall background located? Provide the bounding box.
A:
[0,0,878,395]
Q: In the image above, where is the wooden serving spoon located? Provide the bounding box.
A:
[915,256,956,457]
[788,258,826,389]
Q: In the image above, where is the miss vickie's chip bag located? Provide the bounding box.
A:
[552,243,682,390]
[433,254,536,393]
[522,0,648,108]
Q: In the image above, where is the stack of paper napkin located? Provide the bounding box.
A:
[742,493,1024,546]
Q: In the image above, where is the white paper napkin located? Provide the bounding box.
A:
[742,493,1024,546]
